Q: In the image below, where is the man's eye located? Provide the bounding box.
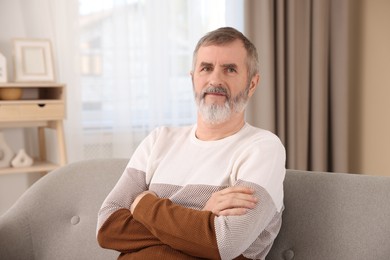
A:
[201,67,211,72]
[227,67,237,73]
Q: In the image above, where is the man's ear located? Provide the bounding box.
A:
[190,71,194,84]
[248,74,260,97]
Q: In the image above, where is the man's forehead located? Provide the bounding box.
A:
[196,42,247,65]
[198,40,245,52]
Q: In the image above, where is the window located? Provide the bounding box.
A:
[77,0,243,159]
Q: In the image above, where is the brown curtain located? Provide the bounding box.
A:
[244,0,351,173]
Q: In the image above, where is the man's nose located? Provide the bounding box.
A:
[208,68,224,86]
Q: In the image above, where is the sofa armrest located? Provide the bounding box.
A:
[0,208,34,260]
[0,159,127,260]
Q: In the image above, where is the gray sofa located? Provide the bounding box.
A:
[0,158,389,260]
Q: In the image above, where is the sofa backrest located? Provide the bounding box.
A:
[1,159,389,259]
[267,169,390,260]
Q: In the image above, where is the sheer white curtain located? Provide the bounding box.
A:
[48,0,243,163]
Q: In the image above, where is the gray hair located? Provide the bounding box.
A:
[192,27,259,79]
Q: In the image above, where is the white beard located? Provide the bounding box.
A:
[198,100,232,125]
[194,85,249,125]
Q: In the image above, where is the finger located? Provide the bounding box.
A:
[218,208,249,216]
[216,192,258,204]
[219,186,254,195]
[203,187,258,213]
[216,197,257,212]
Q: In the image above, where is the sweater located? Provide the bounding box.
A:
[97,123,286,259]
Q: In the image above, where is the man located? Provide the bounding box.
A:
[97,27,286,260]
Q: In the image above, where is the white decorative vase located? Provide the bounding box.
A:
[11,149,34,168]
[0,52,7,83]
[0,132,14,168]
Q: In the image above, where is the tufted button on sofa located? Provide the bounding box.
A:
[283,249,294,260]
[1,159,390,259]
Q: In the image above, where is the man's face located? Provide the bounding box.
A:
[191,39,257,124]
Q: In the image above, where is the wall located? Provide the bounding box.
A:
[350,0,390,176]
[0,0,54,215]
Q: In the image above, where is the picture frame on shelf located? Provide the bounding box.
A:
[13,38,56,82]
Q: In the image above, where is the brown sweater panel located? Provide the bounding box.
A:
[117,246,250,260]
[97,208,163,253]
[133,194,221,259]
[98,197,250,259]
[118,245,207,260]
[97,209,207,259]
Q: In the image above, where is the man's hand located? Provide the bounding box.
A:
[130,191,157,214]
[202,186,258,216]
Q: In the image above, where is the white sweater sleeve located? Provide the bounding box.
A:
[215,135,286,259]
[96,128,160,232]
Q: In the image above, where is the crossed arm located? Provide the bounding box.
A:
[131,186,257,216]
[98,186,258,259]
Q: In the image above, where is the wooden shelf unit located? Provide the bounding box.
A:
[0,83,67,175]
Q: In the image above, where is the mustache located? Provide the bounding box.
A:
[201,86,230,99]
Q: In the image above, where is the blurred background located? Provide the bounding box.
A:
[0,0,389,215]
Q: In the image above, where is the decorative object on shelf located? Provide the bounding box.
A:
[13,38,56,82]
[0,87,22,100]
[0,132,14,168]
[11,149,34,168]
[0,83,67,175]
[0,52,7,83]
